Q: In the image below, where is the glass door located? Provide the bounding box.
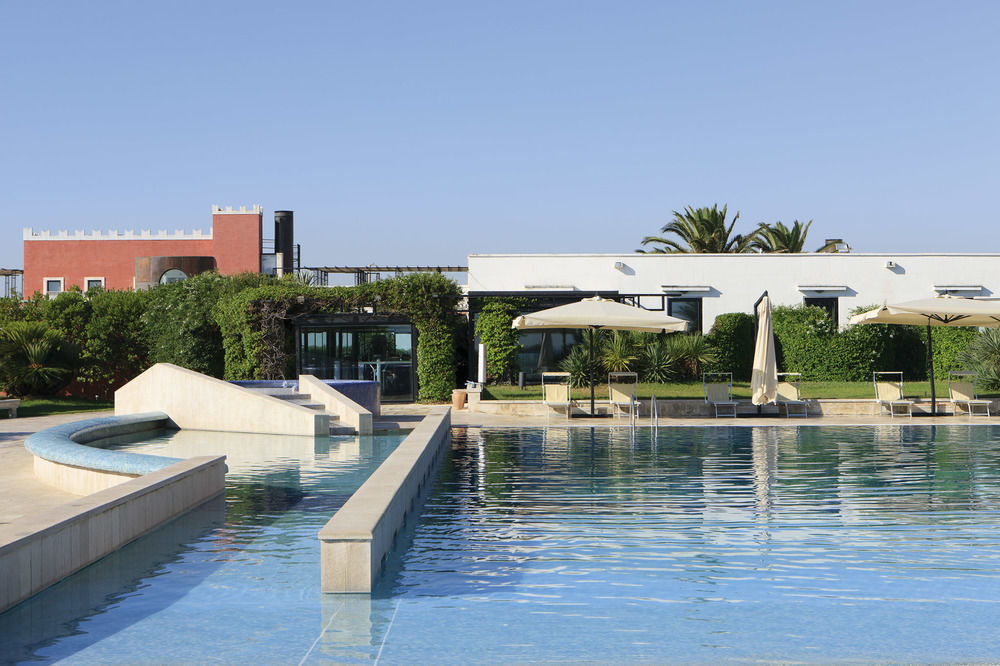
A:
[299,324,415,401]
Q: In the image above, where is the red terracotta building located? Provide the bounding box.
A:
[22,205,263,296]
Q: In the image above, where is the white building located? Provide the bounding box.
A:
[467,252,1000,333]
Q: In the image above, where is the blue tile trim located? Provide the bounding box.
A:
[25,412,182,476]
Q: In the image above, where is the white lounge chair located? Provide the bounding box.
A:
[608,372,639,421]
[948,371,991,418]
[704,372,738,418]
[776,372,808,417]
[873,371,913,417]
[542,372,573,421]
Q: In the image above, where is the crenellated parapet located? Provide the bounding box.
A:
[23,228,212,241]
[212,204,263,215]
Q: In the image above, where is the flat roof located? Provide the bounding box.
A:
[308,265,467,273]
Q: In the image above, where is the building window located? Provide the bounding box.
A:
[515,329,583,382]
[84,277,105,292]
[668,298,703,333]
[298,323,415,402]
[804,297,838,324]
[159,268,188,285]
[44,277,64,299]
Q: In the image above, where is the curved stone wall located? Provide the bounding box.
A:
[25,412,180,477]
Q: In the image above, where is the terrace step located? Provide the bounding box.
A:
[244,386,354,434]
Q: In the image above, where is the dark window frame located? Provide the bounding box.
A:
[668,298,703,333]
[804,297,839,325]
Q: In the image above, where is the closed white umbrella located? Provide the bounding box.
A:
[751,293,778,406]
[848,296,1000,414]
[512,296,688,415]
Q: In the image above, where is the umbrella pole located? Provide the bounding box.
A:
[589,328,596,416]
[926,323,936,415]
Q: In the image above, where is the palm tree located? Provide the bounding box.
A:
[752,220,839,253]
[0,321,79,397]
[638,204,759,253]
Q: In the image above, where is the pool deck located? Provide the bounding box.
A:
[410,403,988,428]
[0,412,111,527]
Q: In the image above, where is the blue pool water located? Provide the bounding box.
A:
[4,425,1000,662]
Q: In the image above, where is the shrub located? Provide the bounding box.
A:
[474,298,526,383]
[39,288,92,343]
[559,342,593,388]
[959,328,1000,389]
[637,337,679,383]
[663,333,715,380]
[704,313,753,380]
[78,290,151,397]
[601,330,638,373]
[0,321,79,397]
[143,272,270,378]
[771,305,837,378]
[930,327,978,379]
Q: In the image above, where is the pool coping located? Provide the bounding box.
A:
[1,414,227,614]
[319,406,451,593]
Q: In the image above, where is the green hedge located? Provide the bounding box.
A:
[699,305,979,383]
[473,298,528,383]
[143,272,270,378]
[930,327,979,379]
[704,312,753,380]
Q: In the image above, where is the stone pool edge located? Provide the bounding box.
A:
[0,414,226,614]
[319,406,451,593]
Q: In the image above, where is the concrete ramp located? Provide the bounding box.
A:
[115,363,329,436]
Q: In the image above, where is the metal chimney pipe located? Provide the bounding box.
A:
[274,211,294,274]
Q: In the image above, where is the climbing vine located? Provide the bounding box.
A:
[473,297,530,383]
[213,273,462,401]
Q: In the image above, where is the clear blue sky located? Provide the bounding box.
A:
[3,1,999,271]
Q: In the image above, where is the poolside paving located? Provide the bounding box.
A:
[0,411,114,526]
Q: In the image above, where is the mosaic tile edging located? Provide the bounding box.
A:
[25,412,180,475]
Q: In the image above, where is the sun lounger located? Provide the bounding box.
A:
[0,398,19,418]
[948,371,991,418]
[776,372,808,417]
[873,371,913,417]
[704,372,737,418]
[608,372,639,421]
[542,372,573,421]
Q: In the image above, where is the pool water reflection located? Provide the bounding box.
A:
[3,425,1000,663]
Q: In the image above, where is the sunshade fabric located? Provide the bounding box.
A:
[848,295,1000,415]
[848,296,1000,328]
[751,295,778,406]
[511,296,689,333]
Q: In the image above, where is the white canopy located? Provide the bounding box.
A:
[848,296,1000,328]
[751,294,778,406]
[511,296,689,333]
[848,295,1000,415]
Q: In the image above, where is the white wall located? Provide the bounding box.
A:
[116,363,329,436]
[467,253,1000,332]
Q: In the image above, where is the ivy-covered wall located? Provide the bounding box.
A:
[473,297,529,383]
[212,272,463,401]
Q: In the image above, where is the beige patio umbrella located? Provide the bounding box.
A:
[751,293,778,406]
[512,296,688,416]
[848,296,1000,414]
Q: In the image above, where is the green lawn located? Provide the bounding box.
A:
[2,397,114,419]
[483,380,993,401]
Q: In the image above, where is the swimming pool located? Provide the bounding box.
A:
[3,425,1000,662]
